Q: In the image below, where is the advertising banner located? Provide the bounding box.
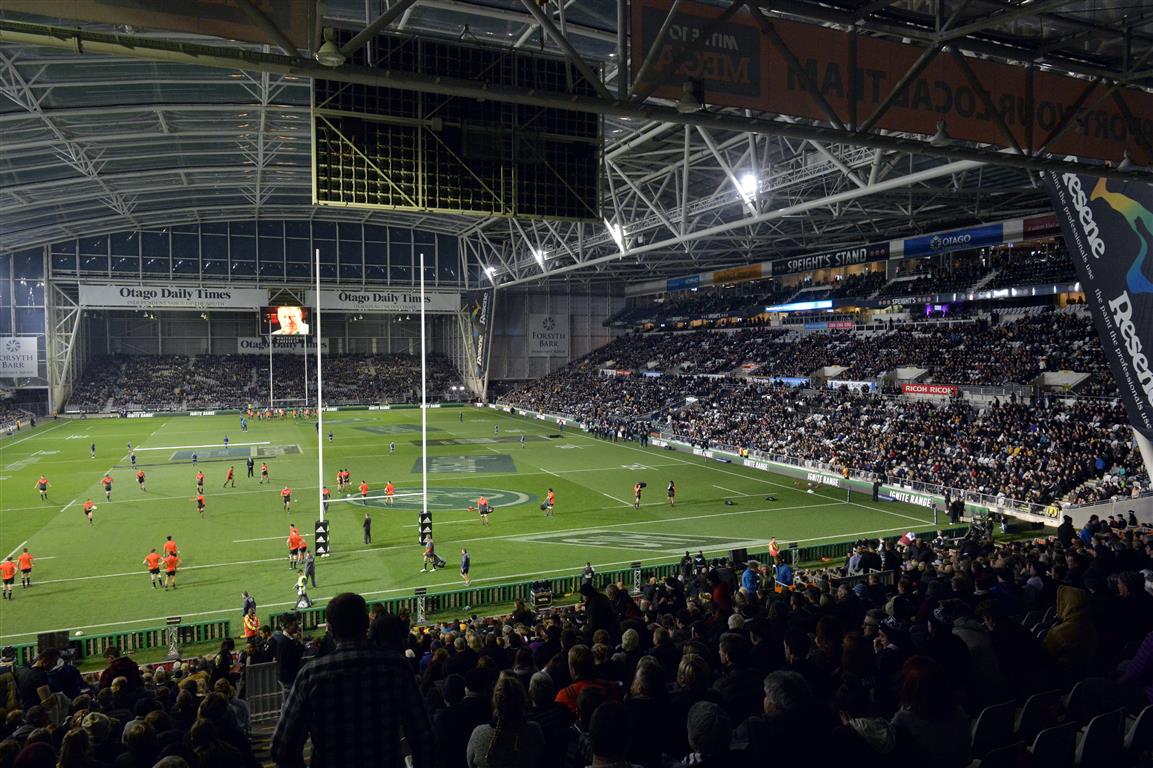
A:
[776,243,890,275]
[903,223,1005,259]
[236,337,330,355]
[827,379,878,392]
[1042,172,1153,441]
[0,337,38,377]
[666,274,702,292]
[632,0,1152,164]
[79,285,268,309]
[306,289,460,314]
[528,314,571,357]
[465,290,495,381]
[714,264,765,284]
[902,382,959,397]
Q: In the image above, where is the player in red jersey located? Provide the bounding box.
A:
[163,553,180,590]
[17,549,34,588]
[260,463,270,484]
[195,470,205,493]
[281,485,292,512]
[385,481,395,505]
[358,480,369,499]
[322,486,331,513]
[136,469,147,491]
[143,549,162,589]
[163,536,178,558]
[83,498,96,525]
[224,465,235,488]
[195,493,206,517]
[287,531,303,569]
[34,475,49,501]
[102,473,113,501]
[0,558,16,600]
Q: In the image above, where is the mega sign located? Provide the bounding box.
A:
[633,0,1152,164]
[79,285,268,309]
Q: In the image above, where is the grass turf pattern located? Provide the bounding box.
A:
[0,409,938,641]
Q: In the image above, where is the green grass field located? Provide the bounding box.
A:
[0,408,939,642]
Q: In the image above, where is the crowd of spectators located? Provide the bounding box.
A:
[12,517,1151,768]
[987,243,1076,289]
[66,354,464,412]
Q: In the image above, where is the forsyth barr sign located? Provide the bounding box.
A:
[528,314,570,357]
[0,337,38,377]
[79,285,268,309]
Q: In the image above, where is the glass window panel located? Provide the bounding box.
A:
[365,261,387,281]
[438,236,459,281]
[53,254,78,274]
[230,235,256,261]
[79,236,107,255]
[202,259,227,277]
[259,257,284,279]
[14,250,43,279]
[312,221,335,240]
[365,224,387,242]
[51,242,76,256]
[259,221,283,237]
[15,308,44,334]
[201,222,227,235]
[173,233,197,260]
[111,256,139,275]
[285,220,310,238]
[364,243,387,267]
[141,257,169,276]
[230,221,255,236]
[315,241,337,264]
[201,233,227,259]
[285,239,311,262]
[80,254,108,274]
[390,242,412,283]
[110,232,138,256]
[141,231,169,258]
[389,228,412,246]
[0,312,10,334]
[15,281,43,306]
[338,223,362,243]
[230,260,256,277]
[172,258,199,276]
[285,261,310,279]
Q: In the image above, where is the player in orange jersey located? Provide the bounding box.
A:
[281,485,292,512]
[545,488,556,517]
[224,465,235,488]
[163,552,180,590]
[136,469,147,491]
[143,549,162,589]
[287,531,303,570]
[82,498,96,525]
[385,481,395,505]
[34,475,49,500]
[195,470,205,493]
[163,536,178,558]
[358,480,369,499]
[0,558,16,600]
[195,493,206,517]
[260,462,270,484]
[102,473,113,501]
[17,549,34,588]
[322,486,331,513]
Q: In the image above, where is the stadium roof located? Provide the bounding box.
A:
[1,0,1150,285]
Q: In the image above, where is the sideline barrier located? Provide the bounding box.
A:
[268,529,966,630]
[6,619,232,663]
[244,662,284,723]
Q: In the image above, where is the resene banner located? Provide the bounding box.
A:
[1043,172,1153,441]
[528,314,571,358]
[79,285,268,309]
[0,337,38,377]
[632,0,1152,165]
[306,289,460,314]
[466,289,495,381]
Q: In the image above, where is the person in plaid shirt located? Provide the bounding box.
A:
[271,593,435,768]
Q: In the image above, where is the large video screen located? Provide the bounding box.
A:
[262,306,312,336]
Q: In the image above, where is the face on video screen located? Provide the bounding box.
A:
[267,306,310,335]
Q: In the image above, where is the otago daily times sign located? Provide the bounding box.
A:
[1044,173,1153,441]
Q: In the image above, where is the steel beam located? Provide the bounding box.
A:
[339,0,423,58]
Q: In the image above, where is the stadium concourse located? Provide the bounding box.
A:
[2,0,1153,766]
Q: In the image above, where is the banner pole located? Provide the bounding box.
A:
[316,249,325,525]
[1135,427,1153,491]
[268,329,273,410]
[420,252,429,536]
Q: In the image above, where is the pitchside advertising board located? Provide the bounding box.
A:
[528,314,570,357]
[0,337,38,377]
[79,285,269,309]
[1043,172,1153,441]
[305,289,460,314]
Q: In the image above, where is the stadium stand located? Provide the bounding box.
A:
[6,521,1151,767]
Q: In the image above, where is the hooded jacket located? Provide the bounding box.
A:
[1042,585,1099,681]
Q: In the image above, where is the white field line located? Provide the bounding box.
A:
[133,441,271,451]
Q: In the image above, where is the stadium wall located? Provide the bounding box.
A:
[488,288,622,380]
[0,248,50,413]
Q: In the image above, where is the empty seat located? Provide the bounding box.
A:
[1029,722,1077,768]
[1065,681,1105,725]
[972,700,1018,758]
[1021,610,1042,628]
[976,740,1026,768]
[1016,690,1061,743]
[1124,705,1153,766]
[1074,708,1124,768]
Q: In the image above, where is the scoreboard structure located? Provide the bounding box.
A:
[312,32,602,221]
